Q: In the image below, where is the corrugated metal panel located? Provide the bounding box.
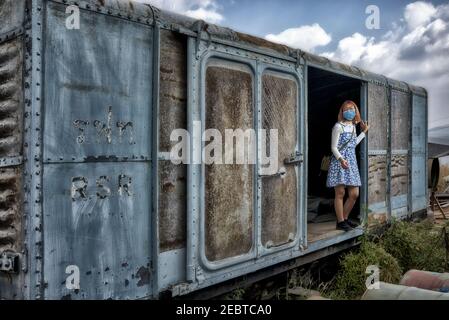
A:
[41,2,154,299]
[0,27,25,299]
[261,71,297,247]
[0,38,23,252]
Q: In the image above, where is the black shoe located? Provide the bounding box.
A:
[336,221,353,232]
[345,219,359,228]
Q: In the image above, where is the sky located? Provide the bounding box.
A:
[136,0,449,134]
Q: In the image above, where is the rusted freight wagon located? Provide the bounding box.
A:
[0,0,428,299]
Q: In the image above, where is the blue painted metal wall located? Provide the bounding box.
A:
[40,1,154,299]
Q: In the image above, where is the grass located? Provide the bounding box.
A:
[324,219,449,299]
[217,219,449,300]
[378,219,449,273]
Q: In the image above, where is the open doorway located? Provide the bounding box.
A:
[307,66,363,243]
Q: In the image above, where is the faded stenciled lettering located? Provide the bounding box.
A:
[73,120,89,144]
[73,106,135,145]
[96,175,111,199]
[71,175,133,200]
[118,174,133,196]
[71,176,88,201]
[117,121,135,145]
[93,106,113,144]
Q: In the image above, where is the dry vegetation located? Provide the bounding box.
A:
[219,219,449,300]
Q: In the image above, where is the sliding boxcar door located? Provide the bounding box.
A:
[260,70,301,252]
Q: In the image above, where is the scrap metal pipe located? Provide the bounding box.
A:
[400,269,449,292]
[362,282,449,300]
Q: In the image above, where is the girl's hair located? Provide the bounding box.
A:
[337,100,361,124]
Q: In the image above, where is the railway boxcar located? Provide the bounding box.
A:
[0,0,428,299]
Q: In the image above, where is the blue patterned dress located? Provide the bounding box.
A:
[326,124,362,187]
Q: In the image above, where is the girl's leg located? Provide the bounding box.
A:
[343,186,359,219]
[334,185,345,222]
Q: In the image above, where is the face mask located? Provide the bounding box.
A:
[343,109,356,121]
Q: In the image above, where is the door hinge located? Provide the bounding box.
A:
[195,266,206,284]
[0,251,20,273]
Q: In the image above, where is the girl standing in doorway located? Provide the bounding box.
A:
[326,100,369,231]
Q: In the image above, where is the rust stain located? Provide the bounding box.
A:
[136,266,150,287]
[162,182,175,193]
[236,32,290,55]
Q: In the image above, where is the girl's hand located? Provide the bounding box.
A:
[360,120,370,133]
[340,158,349,169]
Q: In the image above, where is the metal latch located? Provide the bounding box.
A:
[0,251,20,273]
[259,166,286,179]
[284,152,304,165]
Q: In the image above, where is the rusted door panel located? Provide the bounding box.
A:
[204,61,254,262]
[411,95,427,211]
[43,2,152,161]
[42,2,153,299]
[261,71,298,247]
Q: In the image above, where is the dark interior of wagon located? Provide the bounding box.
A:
[307,66,363,242]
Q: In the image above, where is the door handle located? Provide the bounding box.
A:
[259,166,286,178]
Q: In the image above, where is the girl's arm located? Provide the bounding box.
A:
[331,124,343,160]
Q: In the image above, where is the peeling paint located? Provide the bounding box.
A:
[136,266,150,287]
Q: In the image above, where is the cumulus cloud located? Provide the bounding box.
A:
[134,0,224,24]
[404,1,437,30]
[184,7,224,24]
[265,23,331,52]
[322,1,449,129]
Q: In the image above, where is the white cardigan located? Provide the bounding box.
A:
[331,122,365,160]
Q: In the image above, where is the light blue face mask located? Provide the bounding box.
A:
[343,109,356,121]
